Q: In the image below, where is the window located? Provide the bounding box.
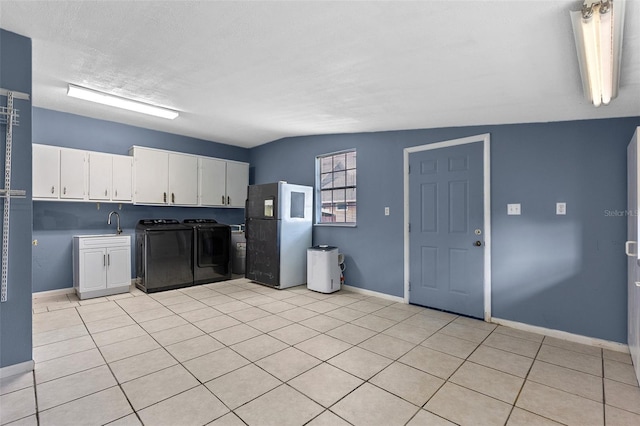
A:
[316,149,356,224]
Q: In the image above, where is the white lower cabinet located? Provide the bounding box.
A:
[73,235,131,300]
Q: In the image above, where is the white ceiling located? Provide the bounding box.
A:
[0,1,639,148]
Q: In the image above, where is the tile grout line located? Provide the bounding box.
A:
[602,347,606,426]
[31,280,639,425]
[32,369,40,426]
[503,327,545,425]
[304,308,461,425]
[75,303,145,426]
[110,291,234,422]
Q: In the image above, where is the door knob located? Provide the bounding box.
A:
[474,241,482,246]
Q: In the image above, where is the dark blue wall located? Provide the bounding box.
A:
[249,117,640,343]
[0,29,33,368]
[32,108,249,292]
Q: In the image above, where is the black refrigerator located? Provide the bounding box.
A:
[245,182,313,289]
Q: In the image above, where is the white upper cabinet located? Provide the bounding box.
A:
[199,158,249,208]
[168,152,198,205]
[88,153,133,202]
[34,143,248,208]
[33,144,60,199]
[112,155,133,202]
[33,145,87,201]
[88,152,112,200]
[130,146,169,205]
[59,148,86,199]
[131,147,199,206]
[199,157,227,206]
[226,161,249,208]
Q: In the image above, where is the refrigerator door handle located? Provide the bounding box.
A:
[626,241,637,257]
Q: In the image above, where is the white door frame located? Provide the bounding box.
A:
[403,133,492,321]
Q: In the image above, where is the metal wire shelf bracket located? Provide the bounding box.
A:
[1,89,28,302]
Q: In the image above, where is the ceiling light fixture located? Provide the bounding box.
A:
[570,0,625,107]
[67,84,179,119]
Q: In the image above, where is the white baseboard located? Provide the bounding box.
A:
[0,360,34,379]
[33,279,138,299]
[491,317,629,353]
[32,287,74,299]
[342,284,405,303]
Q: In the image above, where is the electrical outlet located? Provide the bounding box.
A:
[507,203,521,215]
[556,202,566,215]
[384,207,390,216]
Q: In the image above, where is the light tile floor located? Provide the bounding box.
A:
[2,278,639,425]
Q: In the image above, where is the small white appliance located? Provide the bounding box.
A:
[307,245,341,294]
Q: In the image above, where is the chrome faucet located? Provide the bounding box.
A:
[108,211,122,235]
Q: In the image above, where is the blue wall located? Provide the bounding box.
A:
[32,108,249,292]
[0,29,33,368]
[250,117,640,343]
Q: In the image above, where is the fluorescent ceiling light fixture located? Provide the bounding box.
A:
[570,0,625,107]
[67,84,179,119]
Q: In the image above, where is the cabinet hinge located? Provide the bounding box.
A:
[408,223,411,232]
[408,164,411,174]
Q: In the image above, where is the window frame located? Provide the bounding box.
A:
[314,148,357,227]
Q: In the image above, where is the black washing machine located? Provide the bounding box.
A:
[135,219,194,293]
[183,219,232,285]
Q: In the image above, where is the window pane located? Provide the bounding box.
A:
[346,169,356,187]
[333,153,346,171]
[346,188,356,202]
[320,172,333,189]
[317,150,356,224]
[346,151,356,169]
[321,202,334,222]
[333,171,346,188]
[346,205,356,223]
[321,157,333,173]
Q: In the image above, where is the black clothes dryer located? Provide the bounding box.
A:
[135,219,194,293]
[183,219,232,285]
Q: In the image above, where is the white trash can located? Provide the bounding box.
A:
[307,245,341,294]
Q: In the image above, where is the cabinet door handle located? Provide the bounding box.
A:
[103,254,106,267]
[63,187,67,195]
[104,189,108,196]
[107,254,110,266]
[221,195,225,205]
[227,196,230,205]
[51,186,55,194]
[115,189,118,197]
[163,192,167,203]
[172,193,175,204]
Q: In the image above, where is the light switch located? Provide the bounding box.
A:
[507,203,521,215]
[384,207,390,216]
[556,202,566,215]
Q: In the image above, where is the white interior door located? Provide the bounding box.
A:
[627,127,640,385]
